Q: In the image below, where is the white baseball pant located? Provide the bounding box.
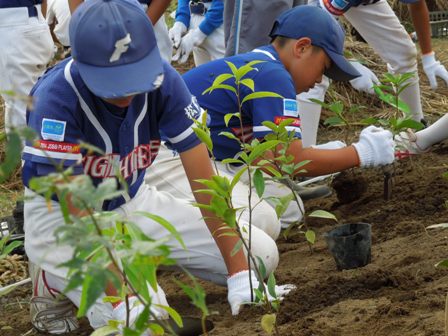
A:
[145,144,282,239]
[298,0,423,147]
[0,5,54,131]
[188,3,225,66]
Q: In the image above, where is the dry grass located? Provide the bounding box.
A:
[326,36,448,123]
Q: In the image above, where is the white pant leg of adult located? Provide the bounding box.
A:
[153,15,174,63]
[189,13,225,66]
[344,0,424,121]
[0,7,54,131]
[145,145,281,240]
[214,161,305,229]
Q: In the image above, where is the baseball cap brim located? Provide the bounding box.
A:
[76,47,164,98]
[324,49,360,82]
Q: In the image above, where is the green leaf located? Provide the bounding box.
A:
[261,313,276,335]
[91,326,120,336]
[435,259,448,268]
[192,128,213,152]
[241,91,283,105]
[77,271,108,317]
[135,306,150,331]
[240,78,255,92]
[0,240,22,258]
[253,169,265,198]
[395,119,424,132]
[308,210,338,222]
[305,229,316,245]
[324,116,344,126]
[247,140,281,164]
[225,61,239,77]
[231,240,243,257]
[360,117,379,125]
[221,158,243,165]
[156,305,183,327]
[202,84,237,95]
[147,323,165,335]
[234,60,265,81]
[0,130,22,183]
[134,212,185,249]
[211,73,233,87]
[229,165,248,190]
[224,113,240,127]
[267,273,277,299]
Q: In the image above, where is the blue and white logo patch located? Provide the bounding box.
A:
[41,118,66,142]
[283,99,299,117]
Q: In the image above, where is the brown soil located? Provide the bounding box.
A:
[2,146,448,336]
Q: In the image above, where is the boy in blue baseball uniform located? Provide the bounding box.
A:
[169,0,225,66]
[23,0,293,333]
[148,6,395,229]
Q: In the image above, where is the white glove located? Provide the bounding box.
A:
[422,52,448,90]
[227,270,296,315]
[168,21,187,49]
[348,61,380,94]
[172,28,207,64]
[394,129,428,159]
[352,125,395,168]
[112,286,169,329]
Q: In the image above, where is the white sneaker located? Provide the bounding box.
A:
[29,263,79,334]
[394,129,429,159]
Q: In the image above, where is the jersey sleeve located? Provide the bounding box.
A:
[156,63,201,153]
[22,76,85,184]
[243,64,302,140]
[199,0,224,35]
[175,0,191,29]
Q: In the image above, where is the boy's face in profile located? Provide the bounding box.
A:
[289,44,331,94]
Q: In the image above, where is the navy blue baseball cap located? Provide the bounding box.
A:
[69,0,164,98]
[270,5,360,82]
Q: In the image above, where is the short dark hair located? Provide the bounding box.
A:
[272,36,323,54]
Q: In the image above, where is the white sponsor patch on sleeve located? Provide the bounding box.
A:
[41,118,66,142]
[283,98,299,117]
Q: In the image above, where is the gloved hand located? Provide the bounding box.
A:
[168,21,187,49]
[422,51,448,90]
[172,28,207,64]
[394,129,429,159]
[112,285,169,329]
[352,125,395,167]
[227,270,296,315]
[348,61,380,94]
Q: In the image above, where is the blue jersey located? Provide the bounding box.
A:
[182,45,301,161]
[175,0,224,36]
[22,58,201,210]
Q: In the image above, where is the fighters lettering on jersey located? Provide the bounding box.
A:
[83,140,161,179]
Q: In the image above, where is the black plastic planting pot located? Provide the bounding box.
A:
[324,223,372,270]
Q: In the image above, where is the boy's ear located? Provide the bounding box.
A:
[293,37,312,57]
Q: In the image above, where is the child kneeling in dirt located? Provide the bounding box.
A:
[22,0,294,333]
[148,6,397,232]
